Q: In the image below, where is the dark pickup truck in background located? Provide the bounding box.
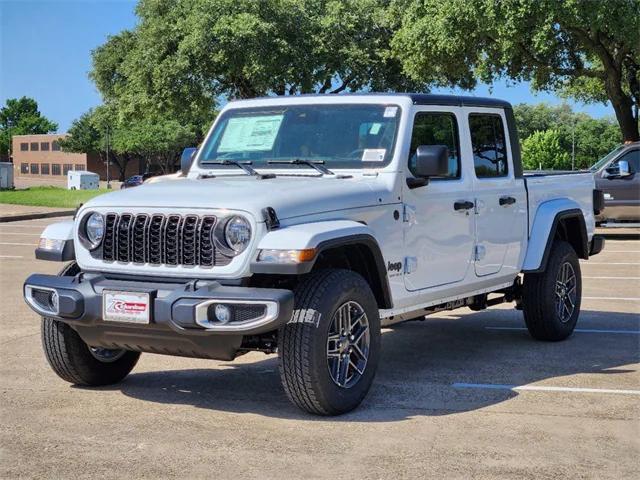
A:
[591,142,640,223]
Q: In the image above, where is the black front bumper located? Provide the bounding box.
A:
[23,272,293,360]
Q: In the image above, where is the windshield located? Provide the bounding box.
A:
[589,144,625,172]
[199,104,401,170]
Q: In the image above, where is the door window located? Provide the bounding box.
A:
[408,112,460,178]
[469,114,509,178]
[610,149,640,172]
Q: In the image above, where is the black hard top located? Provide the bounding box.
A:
[405,93,512,109]
[240,92,512,109]
[247,92,513,109]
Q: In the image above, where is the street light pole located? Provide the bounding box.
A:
[571,121,576,171]
[105,125,111,189]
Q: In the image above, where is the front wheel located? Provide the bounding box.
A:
[522,240,582,341]
[278,269,381,415]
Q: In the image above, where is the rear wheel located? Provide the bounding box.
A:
[278,269,381,415]
[522,241,582,341]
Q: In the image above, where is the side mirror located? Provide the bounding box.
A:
[605,159,632,178]
[180,147,197,173]
[618,159,631,177]
[408,145,449,188]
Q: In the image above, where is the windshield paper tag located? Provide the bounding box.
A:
[218,114,284,152]
[362,149,386,162]
[383,106,398,118]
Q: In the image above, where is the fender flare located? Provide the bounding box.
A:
[251,220,392,308]
[522,199,588,273]
[35,220,76,262]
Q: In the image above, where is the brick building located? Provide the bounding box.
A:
[11,133,142,181]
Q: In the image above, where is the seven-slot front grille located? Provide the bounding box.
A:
[102,213,231,267]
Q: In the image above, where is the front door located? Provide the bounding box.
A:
[403,108,475,291]
[599,148,640,220]
[466,110,526,277]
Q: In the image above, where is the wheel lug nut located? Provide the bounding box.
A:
[350,335,355,341]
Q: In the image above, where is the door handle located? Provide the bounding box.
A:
[499,196,516,206]
[454,200,475,211]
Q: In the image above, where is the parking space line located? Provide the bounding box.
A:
[0,242,36,246]
[486,327,640,335]
[0,225,46,229]
[0,232,42,236]
[601,250,640,253]
[584,276,640,280]
[0,255,24,259]
[583,296,640,301]
[581,262,640,265]
[452,383,640,395]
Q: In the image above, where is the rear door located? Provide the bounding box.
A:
[465,110,527,277]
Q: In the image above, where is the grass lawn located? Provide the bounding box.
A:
[0,186,110,209]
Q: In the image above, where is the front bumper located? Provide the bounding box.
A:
[23,272,293,360]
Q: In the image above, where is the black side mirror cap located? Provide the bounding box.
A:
[407,145,450,189]
[180,147,197,173]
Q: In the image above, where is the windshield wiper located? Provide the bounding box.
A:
[201,159,259,176]
[201,159,275,179]
[267,159,334,175]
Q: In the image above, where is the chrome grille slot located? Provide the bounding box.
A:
[100,213,226,267]
[103,214,117,261]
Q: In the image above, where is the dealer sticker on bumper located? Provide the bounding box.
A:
[103,290,150,324]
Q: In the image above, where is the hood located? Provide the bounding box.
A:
[84,175,388,220]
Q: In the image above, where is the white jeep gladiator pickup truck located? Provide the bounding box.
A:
[24,93,605,415]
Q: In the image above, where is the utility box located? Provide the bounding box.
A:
[67,170,99,190]
[0,162,14,189]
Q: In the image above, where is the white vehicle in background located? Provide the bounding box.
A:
[67,170,99,190]
[25,94,604,415]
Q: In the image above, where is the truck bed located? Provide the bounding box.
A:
[524,171,596,237]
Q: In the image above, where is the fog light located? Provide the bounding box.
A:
[214,304,231,324]
[50,291,59,312]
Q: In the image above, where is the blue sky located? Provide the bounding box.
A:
[1,0,614,133]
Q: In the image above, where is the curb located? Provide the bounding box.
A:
[0,210,75,223]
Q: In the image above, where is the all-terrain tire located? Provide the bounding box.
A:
[278,269,381,415]
[40,262,140,386]
[522,240,582,341]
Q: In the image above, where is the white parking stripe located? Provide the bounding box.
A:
[0,225,46,229]
[0,232,41,236]
[583,296,640,301]
[581,262,640,265]
[452,383,640,395]
[0,242,36,246]
[584,276,640,280]
[486,327,640,335]
[601,250,640,253]
[0,255,24,259]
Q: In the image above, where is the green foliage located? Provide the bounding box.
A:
[90,0,423,123]
[521,130,570,170]
[0,186,107,208]
[0,97,57,157]
[514,102,622,170]
[391,0,640,141]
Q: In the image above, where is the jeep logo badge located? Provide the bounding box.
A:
[387,261,402,273]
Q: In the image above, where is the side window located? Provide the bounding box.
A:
[408,112,460,178]
[611,149,640,172]
[469,114,509,178]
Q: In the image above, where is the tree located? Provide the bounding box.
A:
[521,129,571,170]
[0,97,57,158]
[513,102,622,169]
[391,0,640,141]
[89,0,424,123]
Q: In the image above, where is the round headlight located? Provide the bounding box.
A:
[224,216,251,253]
[85,212,104,248]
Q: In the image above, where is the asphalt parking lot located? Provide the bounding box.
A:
[1,219,638,479]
